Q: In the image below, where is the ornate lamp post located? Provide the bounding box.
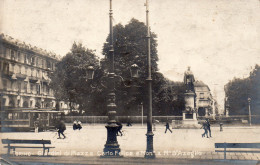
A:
[248,97,252,126]
[144,0,155,159]
[86,0,139,157]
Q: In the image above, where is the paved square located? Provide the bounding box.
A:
[1,124,260,160]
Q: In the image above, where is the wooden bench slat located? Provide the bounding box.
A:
[215,143,260,148]
[2,139,54,156]
[4,146,55,149]
[2,139,51,144]
[215,150,260,153]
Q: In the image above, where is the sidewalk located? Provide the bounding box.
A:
[1,155,259,165]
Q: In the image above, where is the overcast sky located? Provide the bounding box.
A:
[1,0,260,111]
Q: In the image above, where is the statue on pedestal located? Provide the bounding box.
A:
[184,66,195,92]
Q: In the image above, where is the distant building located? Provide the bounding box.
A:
[193,81,213,117]
[0,34,64,110]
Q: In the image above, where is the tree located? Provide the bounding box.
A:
[50,42,105,114]
[225,64,260,118]
[101,18,185,116]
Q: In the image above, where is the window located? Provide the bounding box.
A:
[11,50,15,60]
[25,67,27,75]
[37,84,40,94]
[18,81,21,92]
[47,61,51,70]
[24,82,27,93]
[200,93,204,99]
[30,84,34,93]
[31,56,35,65]
[36,70,39,77]
[24,54,27,63]
[3,47,6,57]
[18,52,21,61]
[31,69,34,76]
[19,65,21,74]
[3,79,7,88]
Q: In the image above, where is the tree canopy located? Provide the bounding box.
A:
[225,64,260,117]
[49,42,106,115]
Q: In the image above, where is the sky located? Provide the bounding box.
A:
[1,0,260,112]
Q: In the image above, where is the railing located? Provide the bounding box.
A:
[63,115,260,124]
[64,116,183,124]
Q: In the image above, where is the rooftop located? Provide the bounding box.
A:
[0,33,61,60]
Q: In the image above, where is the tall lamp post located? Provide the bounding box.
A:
[248,97,252,126]
[86,0,139,157]
[144,0,155,159]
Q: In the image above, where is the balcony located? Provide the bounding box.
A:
[29,76,38,83]
[16,73,27,79]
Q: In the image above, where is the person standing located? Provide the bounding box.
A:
[206,119,212,137]
[57,120,66,139]
[165,122,172,133]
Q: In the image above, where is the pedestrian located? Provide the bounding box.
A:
[77,121,82,130]
[73,120,78,130]
[206,119,212,137]
[126,121,132,127]
[116,122,123,136]
[201,121,209,138]
[34,118,39,133]
[165,122,172,133]
[57,120,66,139]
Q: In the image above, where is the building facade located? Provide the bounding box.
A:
[0,34,60,110]
[194,80,213,117]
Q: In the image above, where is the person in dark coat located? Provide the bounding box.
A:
[73,120,78,130]
[165,122,172,133]
[116,122,123,136]
[77,121,82,130]
[201,121,209,138]
[57,120,66,139]
[206,119,212,137]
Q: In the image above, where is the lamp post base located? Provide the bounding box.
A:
[144,132,156,159]
[101,124,123,158]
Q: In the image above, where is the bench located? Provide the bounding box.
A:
[2,139,55,156]
[215,142,260,159]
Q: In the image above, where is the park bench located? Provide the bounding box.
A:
[215,142,260,159]
[1,139,55,156]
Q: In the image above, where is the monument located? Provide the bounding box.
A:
[180,67,200,128]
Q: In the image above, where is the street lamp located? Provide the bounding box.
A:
[248,97,252,126]
[144,0,155,159]
[86,0,140,157]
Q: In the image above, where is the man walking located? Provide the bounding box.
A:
[201,121,209,138]
[206,119,212,137]
[57,120,66,139]
[116,122,123,136]
[165,122,172,133]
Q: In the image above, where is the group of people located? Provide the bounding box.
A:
[201,119,212,138]
[54,119,212,139]
[73,120,82,130]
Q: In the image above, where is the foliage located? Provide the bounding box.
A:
[50,42,105,114]
[225,64,260,116]
[102,18,184,116]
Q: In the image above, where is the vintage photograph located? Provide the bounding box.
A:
[0,0,260,164]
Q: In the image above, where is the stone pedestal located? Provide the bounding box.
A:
[177,91,201,129]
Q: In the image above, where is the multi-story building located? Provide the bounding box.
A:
[0,34,60,110]
[194,80,213,117]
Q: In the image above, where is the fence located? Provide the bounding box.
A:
[64,115,260,124]
[64,116,183,124]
